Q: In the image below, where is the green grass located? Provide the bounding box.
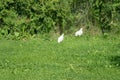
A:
[0,35,120,80]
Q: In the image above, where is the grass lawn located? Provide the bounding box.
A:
[0,35,120,80]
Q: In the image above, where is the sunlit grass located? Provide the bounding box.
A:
[0,35,120,80]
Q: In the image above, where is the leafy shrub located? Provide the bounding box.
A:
[0,0,74,39]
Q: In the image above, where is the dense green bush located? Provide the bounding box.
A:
[0,0,120,39]
[72,0,120,34]
[0,0,73,39]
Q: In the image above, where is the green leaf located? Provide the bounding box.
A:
[14,32,19,37]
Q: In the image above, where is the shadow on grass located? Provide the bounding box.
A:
[110,55,120,68]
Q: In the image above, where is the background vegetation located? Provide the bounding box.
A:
[0,0,120,39]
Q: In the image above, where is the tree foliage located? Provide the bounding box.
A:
[0,0,73,39]
[72,0,120,34]
[0,0,120,39]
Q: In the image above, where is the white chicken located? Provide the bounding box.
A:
[75,28,83,36]
[58,33,64,43]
